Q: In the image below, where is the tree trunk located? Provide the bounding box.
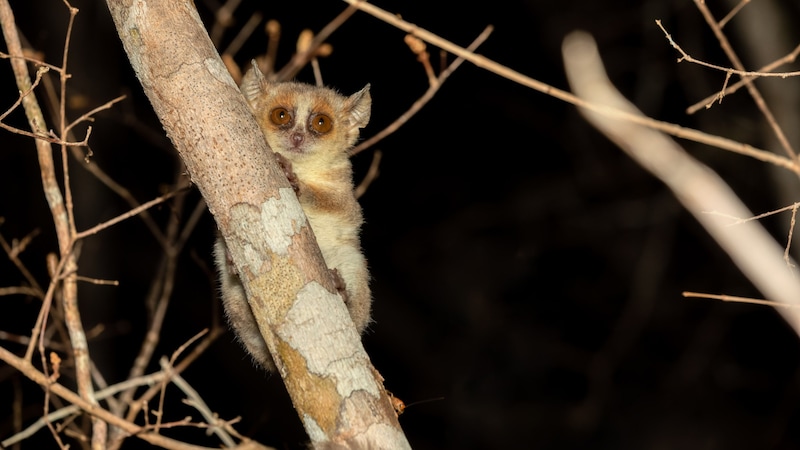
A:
[103,0,410,448]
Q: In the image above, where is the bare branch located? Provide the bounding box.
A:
[351,25,494,156]
[683,291,796,308]
[354,149,382,199]
[73,188,185,240]
[160,357,237,448]
[691,1,797,160]
[0,228,45,298]
[274,4,358,80]
[64,94,126,134]
[655,20,800,78]
[686,43,800,114]
[222,11,263,57]
[719,0,751,29]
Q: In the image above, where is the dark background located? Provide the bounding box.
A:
[3,0,800,449]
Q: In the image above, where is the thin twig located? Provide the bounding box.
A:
[73,188,185,240]
[311,57,323,86]
[74,276,120,286]
[0,65,46,122]
[209,0,241,46]
[0,50,64,72]
[690,3,796,160]
[354,149,382,199]
[274,4,358,81]
[52,2,108,446]
[160,356,237,448]
[24,257,65,361]
[683,291,798,308]
[222,10,262,57]
[718,0,751,29]
[785,204,798,269]
[703,202,800,225]
[687,44,800,114]
[64,95,126,134]
[0,229,45,298]
[116,327,225,448]
[154,330,211,435]
[656,20,800,79]
[38,66,170,248]
[59,1,78,237]
[351,25,494,156]
[0,64,89,145]
[263,19,280,76]
[0,286,43,297]
[175,198,209,256]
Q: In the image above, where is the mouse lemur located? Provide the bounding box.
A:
[214,63,372,370]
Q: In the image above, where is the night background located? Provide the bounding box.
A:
[3,0,800,449]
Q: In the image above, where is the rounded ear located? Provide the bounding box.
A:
[346,84,372,129]
[239,60,269,102]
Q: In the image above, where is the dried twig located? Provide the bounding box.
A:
[73,188,185,240]
[209,0,242,46]
[354,150,382,199]
[719,0,751,29]
[351,25,494,156]
[0,228,45,299]
[64,94,126,134]
[120,326,224,430]
[160,356,237,448]
[683,291,796,308]
[274,4,358,80]
[655,20,800,79]
[222,11,262,57]
[686,44,800,114]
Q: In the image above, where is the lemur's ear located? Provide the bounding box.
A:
[345,84,371,130]
[240,60,269,102]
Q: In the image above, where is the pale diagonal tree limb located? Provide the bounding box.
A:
[562,31,800,336]
[103,0,409,448]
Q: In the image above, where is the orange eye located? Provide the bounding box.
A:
[270,108,292,126]
[310,114,333,133]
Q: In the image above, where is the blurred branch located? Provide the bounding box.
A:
[562,31,800,336]
[274,4,358,80]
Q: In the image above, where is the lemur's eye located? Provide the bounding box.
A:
[270,108,292,126]
[310,114,333,133]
